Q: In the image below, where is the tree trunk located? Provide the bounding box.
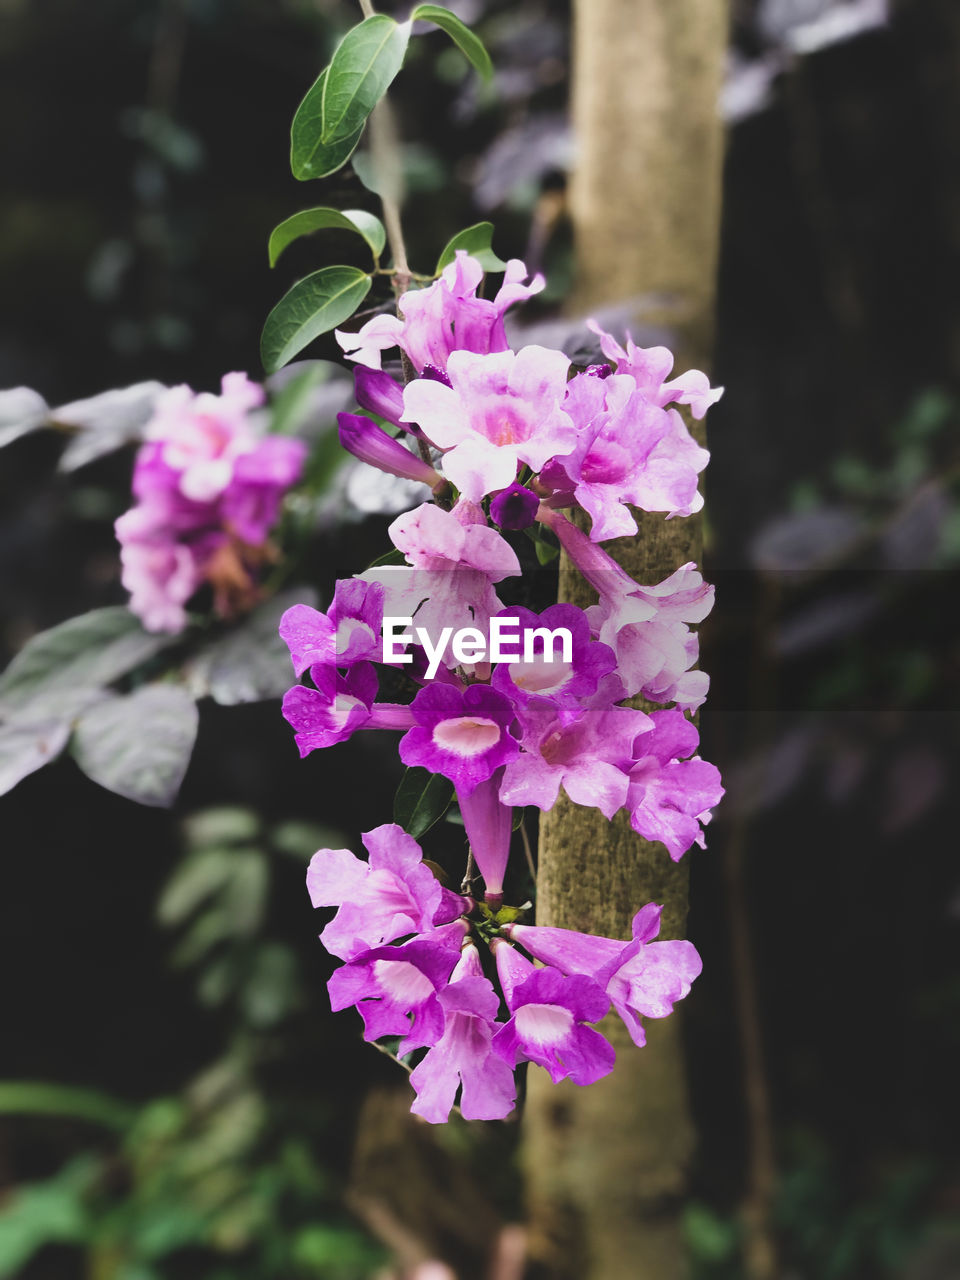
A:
[522,3,728,1278]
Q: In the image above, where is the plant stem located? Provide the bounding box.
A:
[356,0,412,293]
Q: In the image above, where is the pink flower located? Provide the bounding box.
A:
[587,321,723,420]
[490,941,615,1087]
[505,903,702,1048]
[626,710,725,859]
[335,252,544,373]
[545,370,710,534]
[116,373,305,632]
[401,346,577,503]
[499,703,649,820]
[307,823,468,962]
[399,684,519,795]
[409,944,517,1124]
[327,923,468,1055]
[365,501,521,653]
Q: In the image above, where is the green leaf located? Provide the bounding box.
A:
[261,266,371,374]
[435,221,506,273]
[0,1082,134,1130]
[0,607,176,720]
[291,71,365,180]
[0,717,71,798]
[184,588,318,705]
[534,537,559,565]
[70,684,199,808]
[394,767,454,838]
[411,5,493,81]
[268,207,386,267]
[321,16,411,144]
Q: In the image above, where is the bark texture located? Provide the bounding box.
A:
[522,3,728,1277]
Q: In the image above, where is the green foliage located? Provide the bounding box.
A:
[320,17,411,146]
[261,266,372,373]
[70,685,199,808]
[394,765,455,838]
[289,17,411,181]
[435,220,506,273]
[268,207,386,267]
[411,5,493,81]
[291,81,366,180]
[0,606,175,720]
[185,588,318,706]
[0,1157,97,1278]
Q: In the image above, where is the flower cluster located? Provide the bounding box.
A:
[115,372,306,632]
[281,252,724,1119]
[311,823,701,1123]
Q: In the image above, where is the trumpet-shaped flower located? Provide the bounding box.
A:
[327,923,468,1055]
[401,346,576,503]
[499,703,649,819]
[336,252,544,373]
[505,903,702,1048]
[626,710,725,858]
[400,683,519,794]
[490,941,615,1086]
[307,824,469,962]
[409,944,517,1123]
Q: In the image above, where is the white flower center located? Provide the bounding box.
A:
[372,959,433,1005]
[432,716,501,757]
[512,658,573,695]
[514,1002,573,1047]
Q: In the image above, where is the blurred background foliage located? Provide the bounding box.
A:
[1,0,959,1277]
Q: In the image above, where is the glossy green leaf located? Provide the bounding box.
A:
[291,71,365,180]
[321,16,410,143]
[0,607,176,719]
[71,684,199,808]
[435,221,506,273]
[394,767,454,838]
[411,4,493,81]
[268,207,385,267]
[261,267,371,373]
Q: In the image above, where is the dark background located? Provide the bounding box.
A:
[1,1,958,1277]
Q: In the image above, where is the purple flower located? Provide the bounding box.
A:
[490,482,540,531]
[116,373,306,632]
[400,347,577,503]
[490,603,619,722]
[353,366,406,427]
[307,823,469,962]
[490,941,615,1086]
[337,413,441,488]
[551,370,710,535]
[409,944,517,1124]
[456,770,513,902]
[587,321,724,420]
[399,683,519,794]
[366,501,521,657]
[499,703,649,820]
[327,923,467,1054]
[336,252,544,374]
[282,663,414,756]
[540,512,714,711]
[626,710,725,859]
[279,581,385,694]
[505,903,702,1048]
